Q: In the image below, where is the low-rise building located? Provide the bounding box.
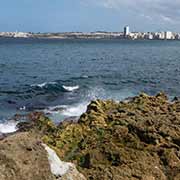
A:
[165,31,172,40]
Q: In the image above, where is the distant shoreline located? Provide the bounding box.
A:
[0,31,180,40]
[0,36,179,41]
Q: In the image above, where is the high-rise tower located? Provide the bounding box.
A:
[124,26,130,37]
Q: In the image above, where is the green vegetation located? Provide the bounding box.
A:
[19,92,180,180]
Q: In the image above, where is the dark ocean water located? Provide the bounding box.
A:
[0,38,180,123]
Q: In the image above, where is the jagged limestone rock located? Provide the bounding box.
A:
[41,93,180,180]
[13,93,180,180]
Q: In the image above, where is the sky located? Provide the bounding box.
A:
[0,0,180,32]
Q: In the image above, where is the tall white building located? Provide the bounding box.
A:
[124,26,130,37]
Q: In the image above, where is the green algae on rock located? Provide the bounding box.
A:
[18,93,180,180]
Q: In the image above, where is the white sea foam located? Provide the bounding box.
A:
[61,102,87,117]
[44,87,109,120]
[0,121,18,134]
[44,87,134,123]
[62,85,79,92]
[44,102,87,118]
[31,82,57,88]
[81,75,89,78]
[42,143,73,176]
[19,106,26,111]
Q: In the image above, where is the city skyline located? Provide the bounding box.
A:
[0,0,180,32]
[1,26,180,40]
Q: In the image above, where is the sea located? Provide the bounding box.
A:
[0,38,180,132]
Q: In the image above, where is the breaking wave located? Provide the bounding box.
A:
[31,82,58,88]
[0,121,18,134]
[62,85,79,92]
[43,102,88,122]
[30,82,79,93]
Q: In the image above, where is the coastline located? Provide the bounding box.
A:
[0,92,180,179]
[0,32,180,40]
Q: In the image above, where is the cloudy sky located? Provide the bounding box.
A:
[0,0,179,32]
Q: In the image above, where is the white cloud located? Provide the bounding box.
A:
[160,15,175,24]
[82,0,180,24]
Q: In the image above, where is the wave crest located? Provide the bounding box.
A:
[62,85,79,92]
[31,82,57,88]
[0,121,18,134]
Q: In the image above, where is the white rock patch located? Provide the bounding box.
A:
[42,144,74,177]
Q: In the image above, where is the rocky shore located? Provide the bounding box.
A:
[0,93,180,180]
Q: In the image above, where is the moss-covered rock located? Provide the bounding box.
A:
[18,93,180,180]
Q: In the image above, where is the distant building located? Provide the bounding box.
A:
[175,34,180,40]
[165,31,172,40]
[157,32,165,40]
[13,32,30,38]
[124,26,130,37]
[145,33,153,40]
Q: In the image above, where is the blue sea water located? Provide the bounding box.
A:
[0,38,180,123]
